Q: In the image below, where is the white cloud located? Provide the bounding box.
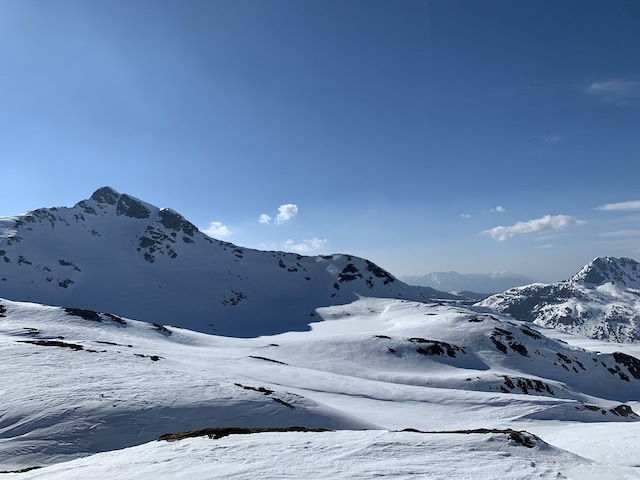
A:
[460,213,471,219]
[490,206,506,213]
[203,221,231,238]
[260,204,299,225]
[482,214,585,241]
[259,214,272,224]
[599,229,640,238]
[595,200,640,211]
[586,79,640,104]
[284,237,327,254]
[276,204,298,224]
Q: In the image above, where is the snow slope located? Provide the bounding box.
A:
[5,430,603,480]
[2,296,640,478]
[0,187,455,336]
[477,257,640,342]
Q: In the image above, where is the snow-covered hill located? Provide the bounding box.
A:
[2,295,640,477]
[477,257,640,342]
[402,270,536,295]
[0,187,455,336]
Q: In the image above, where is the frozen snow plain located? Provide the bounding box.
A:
[2,296,640,479]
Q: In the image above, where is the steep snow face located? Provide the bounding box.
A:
[0,187,454,336]
[477,257,640,342]
[1,296,639,471]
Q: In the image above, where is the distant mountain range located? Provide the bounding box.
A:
[401,271,536,295]
[477,257,640,342]
[0,187,456,337]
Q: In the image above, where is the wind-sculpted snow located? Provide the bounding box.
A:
[4,430,600,480]
[477,257,640,342]
[2,296,640,474]
[0,187,457,336]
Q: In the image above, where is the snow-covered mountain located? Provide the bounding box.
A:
[0,187,455,336]
[2,295,640,477]
[5,191,640,478]
[477,257,640,342]
[402,270,536,295]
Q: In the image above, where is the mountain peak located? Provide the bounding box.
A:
[90,186,121,205]
[0,188,452,336]
[477,256,640,342]
[571,256,640,287]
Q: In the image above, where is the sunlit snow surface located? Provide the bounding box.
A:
[2,296,640,479]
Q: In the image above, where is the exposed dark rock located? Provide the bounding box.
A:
[490,336,508,354]
[508,342,528,357]
[159,209,197,236]
[234,383,274,395]
[64,307,101,321]
[398,428,540,448]
[365,260,395,284]
[338,264,364,282]
[91,187,119,205]
[613,352,640,380]
[407,338,463,357]
[116,194,151,219]
[152,323,172,335]
[19,339,84,350]
[248,355,287,365]
[501,375,554,395]
[158,426,331,442]
[271,397,295,409]
[520,327,542,340]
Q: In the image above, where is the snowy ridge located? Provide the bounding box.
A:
[1,295,640,477]
[477,257,640,342]
[0,187,455,336]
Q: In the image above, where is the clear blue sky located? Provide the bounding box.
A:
[1,0,639,282]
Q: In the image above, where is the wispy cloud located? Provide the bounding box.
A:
[259,214,272,224]
[284,237,327,254]
[482,214,585,241]
[460,213,471,219]
[259,204,299,225]
[595,200,640,211]
[203,221,232,237]
[599,229,640,238]
[490,205,505,213]
[586,79,640,105]
[543,134,563,143]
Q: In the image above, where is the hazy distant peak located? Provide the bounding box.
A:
[401,270,535,294]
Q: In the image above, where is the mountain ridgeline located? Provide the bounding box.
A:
[477,257,640,342]
[0,187,455,336]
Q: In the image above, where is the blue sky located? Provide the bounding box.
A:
[1,0,639,282]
